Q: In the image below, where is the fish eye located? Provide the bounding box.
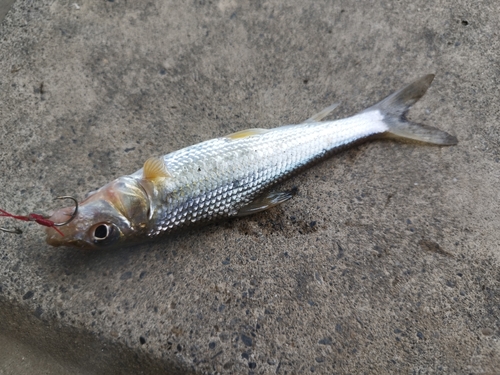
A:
[91,223,119,246]
[94,224,111,240]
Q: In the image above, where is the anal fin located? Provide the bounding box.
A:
[236,189,296,217]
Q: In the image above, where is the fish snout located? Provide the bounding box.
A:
[45,207,82,247]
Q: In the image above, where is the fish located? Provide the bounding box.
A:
[45,74,457,249]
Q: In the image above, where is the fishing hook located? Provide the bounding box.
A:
[0,195,78,235]
[52,196,79,227]
[0,227,22,234]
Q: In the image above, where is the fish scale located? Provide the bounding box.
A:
[144,111,388,238]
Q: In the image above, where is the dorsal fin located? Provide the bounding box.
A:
[304,102,340,123]
[225,128,270,140]
[142,156,171,180]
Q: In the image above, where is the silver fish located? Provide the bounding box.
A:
[46,74,457,249]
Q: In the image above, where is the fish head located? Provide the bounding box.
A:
[45,176,151,249]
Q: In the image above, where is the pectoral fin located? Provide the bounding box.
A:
[236,189,296,217]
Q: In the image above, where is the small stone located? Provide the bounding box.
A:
[318,337,332,345]
[33,306,43,318]
[22,291,34,300]
[120,271,132,280]
[481,328,493,336]
[241,334,253,347]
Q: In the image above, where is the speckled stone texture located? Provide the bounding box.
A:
[0,0,499,374]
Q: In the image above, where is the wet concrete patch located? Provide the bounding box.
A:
[0,0,15,24]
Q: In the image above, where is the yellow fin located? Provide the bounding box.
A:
[142,157,171,180]
[225,128,270,140]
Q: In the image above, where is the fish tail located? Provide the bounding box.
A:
[366,74,458,145]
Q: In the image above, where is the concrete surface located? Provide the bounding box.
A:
[0,0,14,24]
[0,0,499,374]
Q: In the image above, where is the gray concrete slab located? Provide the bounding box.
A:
[0,0,499,374]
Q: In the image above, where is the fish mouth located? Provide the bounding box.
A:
[44,206,87,247]
[45,231,86,248]
[48,205,75,225]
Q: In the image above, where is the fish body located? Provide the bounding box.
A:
[46,75,457,249]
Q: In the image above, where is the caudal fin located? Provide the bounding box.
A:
[366,74,458,145]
